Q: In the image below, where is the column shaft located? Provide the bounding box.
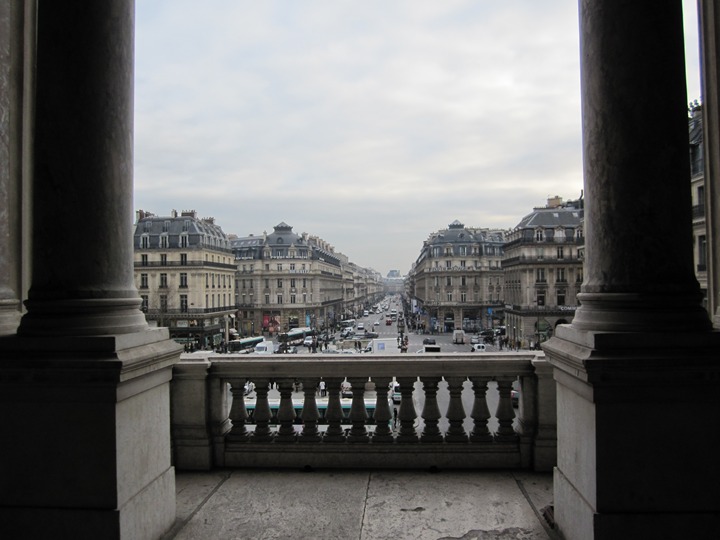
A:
[573,0,710,332]
[19,0,146,335]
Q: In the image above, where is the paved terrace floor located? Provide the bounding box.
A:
[164,469,556,540]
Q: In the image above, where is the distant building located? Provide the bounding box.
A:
[231,222,382,335]
[502,196,584,349]
[408,220,506,333]
[133,210,237,349]
[689,105,708,310]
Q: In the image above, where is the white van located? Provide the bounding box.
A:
[253,341,275,354]
[452,329,465,344]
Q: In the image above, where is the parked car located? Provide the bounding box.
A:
[373,320,381,326]
[423,338,436,345]
[386,319,392,325]
[470,343,486,352]
[363,331,379,338]
[303,336,314,347]
[470,335,481,344]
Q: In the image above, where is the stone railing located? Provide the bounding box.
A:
[171,352,556,472]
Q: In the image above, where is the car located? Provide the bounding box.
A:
[470,335,481,344]
[363,331,379,338]
[391,383,401,404]
[386,319,392,325]
[357,323,365,330]
[422,338,436,345]
[470,343,486,352]
[303,336,314,347]
[373,320,380,326]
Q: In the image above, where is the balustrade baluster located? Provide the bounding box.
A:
[444,376,469,443]
[495,377,518,441]
[371,377,393,443]
[346,377,369,443]
[251,378,273,442]
[396,377,419,443]
[226,379,249,442]
[420,377,443,443]
[469,377,493,443]
[323,377,345,442]
[299,377,321,442]
[275,378,297,442]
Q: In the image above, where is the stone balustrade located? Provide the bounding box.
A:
[171,352,556,472]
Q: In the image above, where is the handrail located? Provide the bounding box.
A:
[170,352,556,472]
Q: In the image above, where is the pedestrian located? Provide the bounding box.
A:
[319,380,326,397]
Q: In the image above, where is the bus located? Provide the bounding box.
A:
[279,327,313,345]
[227,336,264,353]
[340,319,356,328]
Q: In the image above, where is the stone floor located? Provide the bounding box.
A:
[163,469,556,540]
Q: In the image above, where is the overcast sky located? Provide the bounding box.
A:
[134,1,701,277]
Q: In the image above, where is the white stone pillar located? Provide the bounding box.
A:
[0,1,24,335]
[0,2,181,539]
[700,0,720,327]
[544,1,720,538]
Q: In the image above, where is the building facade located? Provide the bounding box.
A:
[408,220,506,333]
[231,222,380,336]
[502,196,584,349]
[133,210,237,349]
[690,104,708,310]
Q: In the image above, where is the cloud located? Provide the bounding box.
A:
[133,0,701,274]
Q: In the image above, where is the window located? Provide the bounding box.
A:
[302,278,307,288]
[264,294,270,305]
[141,254,148,266]
[211,274,215,288]
[290,263,295,270]
[277,279,283,288]
[459,246,467,256]
[180,234,188,248]
[557,290,566,306]
[180,294,188,313]
[160,254,167,266]
[535,229,544,241]
[242,279,246,290]
[576,268,584,283]
[162,220,170,232]
[180,273,188,288]
[140,295,148,312]
[460,260,466,268]
[557,246,564,259]
[460,292,467,303]
[699,235,707,269]
[446,276,452,286]
[434,276,439,287]
[277,295,283,304]
[264,279,269,288]
[536,291,546,307]
[446,292,452,302]
[140,235,150,248]
[182,220,190,231]
[461,276,466,286]
[180,253,187,265]
[536,268,546,283]
[140,273,148,289]
[290,295,296,304]
[445,260,451,268]
[557,268,566,282]
[160,273,168,288]
[160,235,169,248]
[290,278,296,288]
[160,295,167,312]
[277,263,282,271]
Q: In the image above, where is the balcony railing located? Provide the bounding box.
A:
[171,352,556,472]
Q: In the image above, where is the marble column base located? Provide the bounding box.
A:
[543,325,720,540]
[0,328,182,540]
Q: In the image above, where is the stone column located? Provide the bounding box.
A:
[543,1,720,539]
[700,0,720,327]
[0,1,24,335]
[17,1,147,336]
[0,2,181,539]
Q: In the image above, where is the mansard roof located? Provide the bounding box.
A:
[266,222,305,247]
[514,205,584,230]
